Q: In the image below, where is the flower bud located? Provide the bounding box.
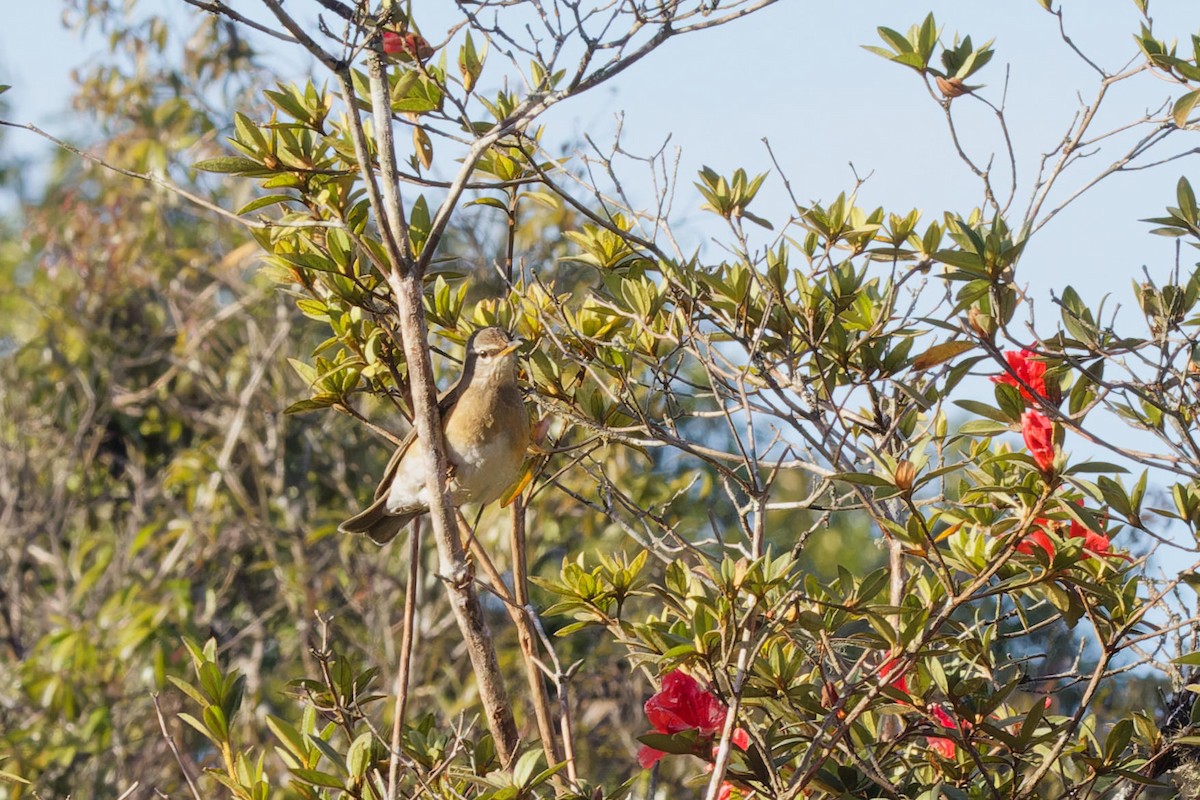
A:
[382,30,434,61]
[966,306,996,341]
[936,75,970,98]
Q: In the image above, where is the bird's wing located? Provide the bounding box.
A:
[371,427,418,500]
[370,377,467,501]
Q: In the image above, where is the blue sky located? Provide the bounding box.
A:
[4,1,1196,303]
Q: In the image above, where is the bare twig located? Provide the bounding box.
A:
[151,693,205,800]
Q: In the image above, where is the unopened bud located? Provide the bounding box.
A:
[894,460,917,492]
[821,680,839,710]
[936,75,970,98]
[967,306,996,341]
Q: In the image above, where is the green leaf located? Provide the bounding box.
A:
[1172,650,1200,666]
[1173,89,1200,128]
[519,190,561,211]
[636,731,698,756]
[1016,697,1047,750]
[264,87,309,121]
[288,358,318,386]
[178,712,218,744]
[468,196,509,211]
[912,340,975,370]
[408,194,432,256]
[167,676,209,707]
[957,419,1010,436]
[307,733,345,767]
[203,704,229,740]
[0,85,10,96]
[1063,462,1128,475]
[0,770,30,786]
[237,194,297,215]
[194,156,267,174]
[233,111,268,152]
[741,210,774,230]
[267,715,309,760]
[830,472,894,487]
[876,26,915,56]
[345,732,373,779]
[513,748,544,787]
[1178,177,1198,221]
[292,769,346,789]
[274,252,338,273]
[953,399,1011,423]
[1104,718,1133,764]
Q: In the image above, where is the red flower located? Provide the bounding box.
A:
[928,735,957,759]
[1009,502,1128,563]
[875,656,964,760]
[927,705,958,759]
[1066,511,1129,561]
[705,764,747,800]
[382,30,434,60]
[1021,410,1056,471]
[993,349,1048,404]
[880,656,909,694]
[637,671,749,768]
[1075,525,1112,556]
[1014,524,1056,558]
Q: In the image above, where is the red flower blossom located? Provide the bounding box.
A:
[1066,511,1129,561]
[1008,502,1128,563]
[880,656,909,694]
[1014,525,1056,558]
[637,671,749,768]
[1021,410,1056,471]
[993,349,1048,404]
[1075,525,1112,556]
[928,735,957,759]
[927,705,958,759]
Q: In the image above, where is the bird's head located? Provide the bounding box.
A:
[465,326,522,383]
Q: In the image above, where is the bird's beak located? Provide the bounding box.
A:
[498,339,523,357]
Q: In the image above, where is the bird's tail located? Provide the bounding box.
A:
[338,495,415,545]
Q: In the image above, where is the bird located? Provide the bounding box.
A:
[339,326,531,545]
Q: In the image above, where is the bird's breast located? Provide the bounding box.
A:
[444,388,529,505]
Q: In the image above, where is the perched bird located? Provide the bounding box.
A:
[339,326,531,544]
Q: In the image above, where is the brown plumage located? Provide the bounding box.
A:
[339,327,530,544]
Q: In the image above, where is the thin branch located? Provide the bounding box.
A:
[151,693,205,800]
[259,0,344,70]
[181,0,298,43]
[385,521,422,800]
[0,120,342,232]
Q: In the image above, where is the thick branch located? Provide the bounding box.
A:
[363,51,520,763]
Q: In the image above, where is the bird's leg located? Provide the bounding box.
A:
[453,511,478,585]
[444,461,464,499]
